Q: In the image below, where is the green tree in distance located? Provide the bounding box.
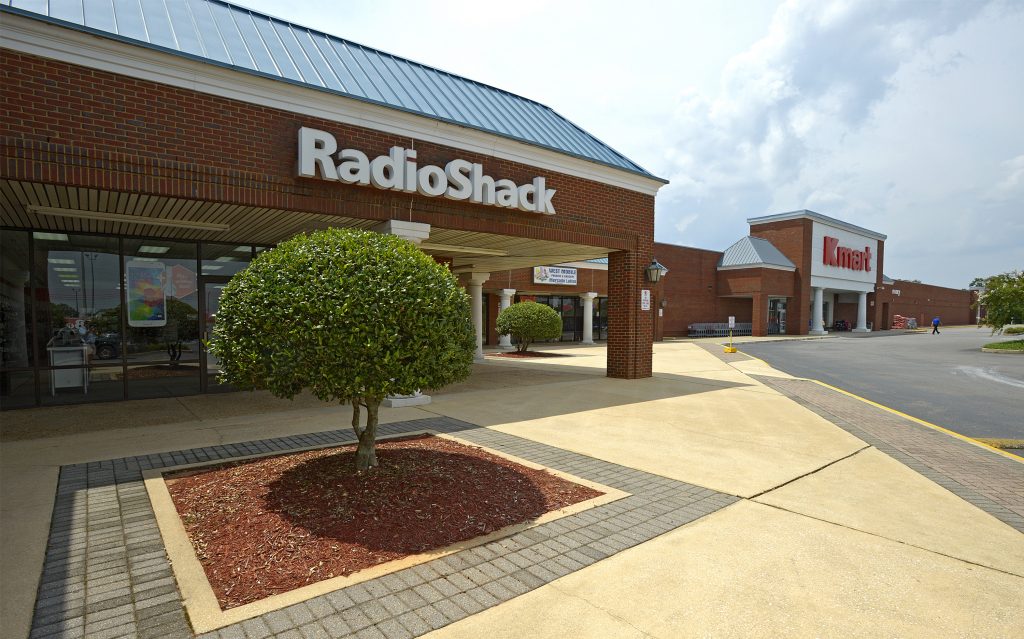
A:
[209,229,475,471]
[974,270,1024,333]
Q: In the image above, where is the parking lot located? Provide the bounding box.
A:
[739,327,1024,447]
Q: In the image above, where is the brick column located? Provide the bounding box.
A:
[751,293,767,336]
[607,247,653,379]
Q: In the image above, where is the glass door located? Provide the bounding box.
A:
[768,298,787,335]
[200,277,232,392]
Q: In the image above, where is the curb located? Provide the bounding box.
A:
[981,347,1024,354]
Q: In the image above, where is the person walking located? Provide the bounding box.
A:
[932,316,941,334]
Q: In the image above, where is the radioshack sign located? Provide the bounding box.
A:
[823,236,872,272]
[298,127,556,214]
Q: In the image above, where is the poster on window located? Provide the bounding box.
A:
[533,266,577,285]
[126,261,167,327]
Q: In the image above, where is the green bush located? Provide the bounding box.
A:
[209,228,475,471]
[983,339,1024,351]
[1003,325,1024,335]
[496,301,562,353]
[974,270,1024,334]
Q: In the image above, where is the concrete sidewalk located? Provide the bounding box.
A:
[2,342,1022,638]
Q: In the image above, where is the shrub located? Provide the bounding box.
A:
[496,301,562,353]
[974,270,1024,334]
[209,228,475,471]
[983,339,1024,351]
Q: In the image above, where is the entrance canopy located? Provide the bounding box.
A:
[0,180,608,273]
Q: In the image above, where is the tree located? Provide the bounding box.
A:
[209,229,475,471]
[496,301,562,353]
[975,270,1024,333]
[969,276,987,288]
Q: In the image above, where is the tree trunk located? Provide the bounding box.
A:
[354,399,380,472]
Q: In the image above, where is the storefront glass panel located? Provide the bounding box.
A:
[201,243,253,276]
[1,230,32,370]
[32,233,124,404]
[122,239,201,399]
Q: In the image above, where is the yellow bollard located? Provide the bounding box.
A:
[723,329,737,353]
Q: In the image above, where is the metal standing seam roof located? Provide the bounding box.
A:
[718,236,796,270]
[1,0,664,183]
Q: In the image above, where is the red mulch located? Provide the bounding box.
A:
[164,434,602,610]
[488,350,567,358]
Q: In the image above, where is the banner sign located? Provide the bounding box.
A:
[126,261,167,327]
[533,266,577,285]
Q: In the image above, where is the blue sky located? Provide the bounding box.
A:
[242,0,1024,288]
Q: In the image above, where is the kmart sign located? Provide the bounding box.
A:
[298,127,556,214]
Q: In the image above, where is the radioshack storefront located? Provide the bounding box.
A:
[0,1,666,409]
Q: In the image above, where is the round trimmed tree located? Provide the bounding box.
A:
[496,301,562,353]
[210,228,475,471]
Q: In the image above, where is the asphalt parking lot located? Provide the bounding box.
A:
[739,327,1024,447]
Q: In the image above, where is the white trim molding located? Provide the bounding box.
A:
[716,264,797,273]
[748,210,887,241]
[1,14,667,196]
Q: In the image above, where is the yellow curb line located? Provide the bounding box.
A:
[734,349,1023,464]
[807,379,1023,463]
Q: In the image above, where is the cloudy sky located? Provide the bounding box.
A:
[242,0,1023,288]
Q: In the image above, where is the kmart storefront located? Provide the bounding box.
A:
[0,1,665,410]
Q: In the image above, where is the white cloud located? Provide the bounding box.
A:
[652,0,1024,287]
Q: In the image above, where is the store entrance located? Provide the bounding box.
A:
[200,277,232,392]
[768,298,787,335]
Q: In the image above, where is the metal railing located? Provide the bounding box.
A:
[687,322,753,337]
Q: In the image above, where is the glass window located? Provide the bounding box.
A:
[0,370,35,409]
[1,230,32,369]
[122,239,201,398]
[32,233,124,404]
[201,243,252,277]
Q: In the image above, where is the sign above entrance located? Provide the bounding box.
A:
[823,236,871,272]
[298,128,556,214]
[533,266,577,285]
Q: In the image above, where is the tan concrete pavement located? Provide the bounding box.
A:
[427,501,1023,639]
[3,341,1022,638]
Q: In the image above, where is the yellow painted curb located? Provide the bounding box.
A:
[733,350,1023,464]
[808,379,1023,464]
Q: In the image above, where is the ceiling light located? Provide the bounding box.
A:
[138,245,170,254]
[203,265,224,271]
[48,258,76,264]
[28,206,230,232]
[215,256,236,262]
[33,232,69,241]
[131,257,159,262]
[232,246,252,253]
[62,280,81,285]
[53,267,78,272]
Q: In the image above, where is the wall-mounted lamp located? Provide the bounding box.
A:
[645,259,669,283]
[660,298,669,308]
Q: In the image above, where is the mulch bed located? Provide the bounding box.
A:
[164,434,603,610]
[487,350,568,358]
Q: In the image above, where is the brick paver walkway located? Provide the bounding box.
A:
[31,417,737,639]
[753,375,1024,533]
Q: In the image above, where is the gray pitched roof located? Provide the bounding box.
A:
[2,0,664,182]
[718,236,796,270]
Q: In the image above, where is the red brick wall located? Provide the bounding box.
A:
[748,219,813,335]
[875,280,974,327]
[654,242,722,336]
[482,267,608,297]
[1,49,656,376]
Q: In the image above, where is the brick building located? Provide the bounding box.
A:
[485,210,975,341]
[0,1,667,409]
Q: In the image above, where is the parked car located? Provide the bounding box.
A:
[93,333,121,360]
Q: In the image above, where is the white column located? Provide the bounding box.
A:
[580,292,598,344]
[826,293,835,328]
[853,291,870,332]
[466,272,490,362]
[497,288,516,350]
[377,219,433,407]
[810,286,826,335]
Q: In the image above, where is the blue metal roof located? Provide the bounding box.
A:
[718,236,796,270]
[2,0,663,182]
